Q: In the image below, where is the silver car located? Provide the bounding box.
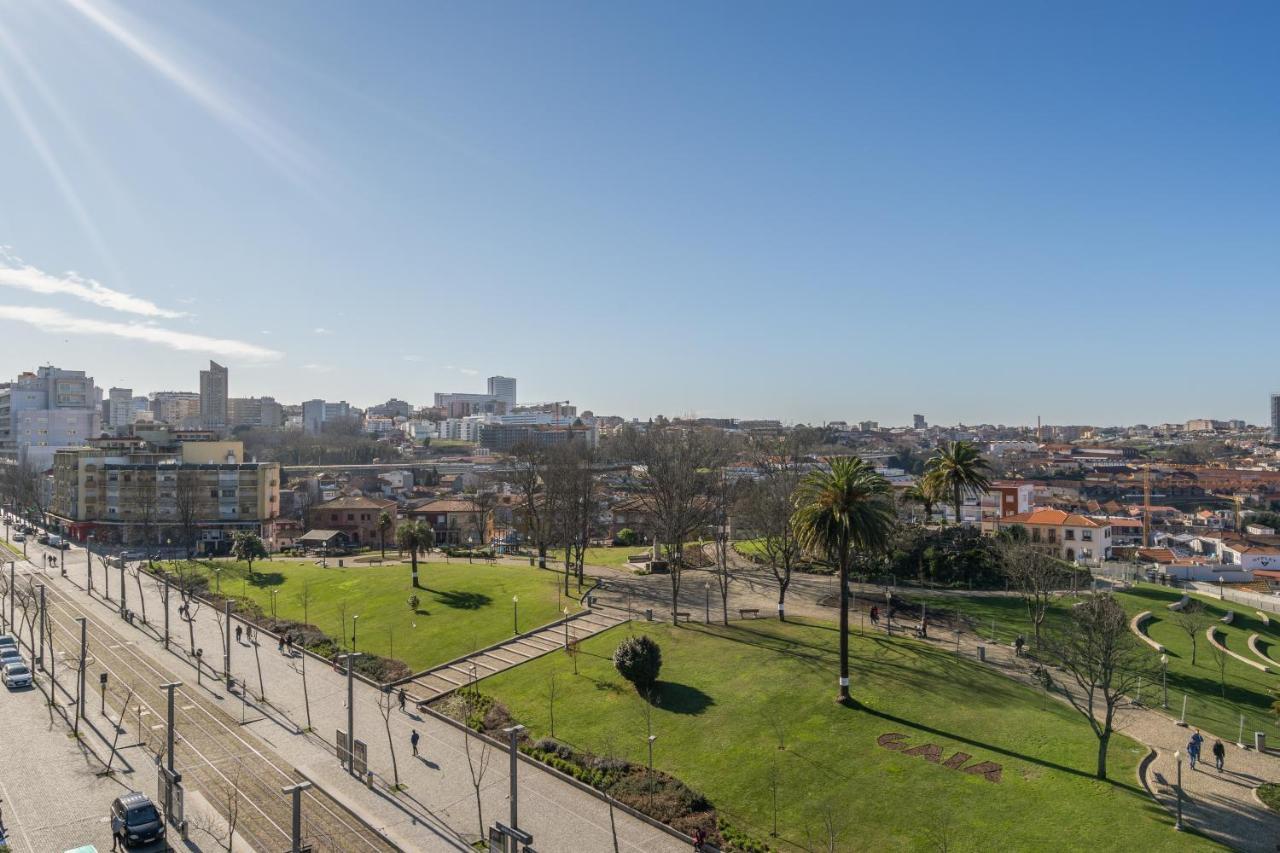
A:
[0,634,16,650]
[3,662,31,689]
[0,647,23,668]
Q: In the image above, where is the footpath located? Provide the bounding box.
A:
[11,536,687,853]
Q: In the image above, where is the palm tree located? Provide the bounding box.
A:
[396,521,435,589]
[377,511,393,560]
[924,441,992,527]
[793,456,895,705]
[900,478,940,525]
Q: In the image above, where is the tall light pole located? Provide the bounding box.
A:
[351,614,359,650]
[162,573,171,650]
[1161,653,1169,709]
[563,608,570,649]
[704,583,710,623]
[505,724,526,831]
[647,734,657,812]
[119,558,127,617]
[281,781,312,852]
[345,653,361,777]
[86,534,94,595]
[8,561,14,637]
[224,600,233,690]
[36,583,45,671]
[512,595,519,635]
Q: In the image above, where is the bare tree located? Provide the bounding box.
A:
[510,444,555,570]
[127,562,149,625]
[175,564,204,655]
[548,671,558,738]
[998,540,1061,649]
[1170,600,1212,666]
[708,470,740,626]
[741,440,807,620]
[191,768,243,852]
[104,686,136,775]
[616,427,731,623]
[1042,594,1151,780]
[377,686,402,790]
[174,472,201,559]
[1208,634,1228,698]
[460,672,494,839]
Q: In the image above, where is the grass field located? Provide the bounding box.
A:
[170,558,576,670]
[476,618,1219,851]
[899,584,1280,742]
[579,546,650,568]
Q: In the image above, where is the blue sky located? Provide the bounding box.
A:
[1,1,1277,426]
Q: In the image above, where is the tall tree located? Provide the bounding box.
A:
[998,539,1059,649]
[924,440,992,526]
[377,510,393,560]
[396,520,434,588]
[510,444,556,569]
[900,476,941,525]
[792,456,895,705]
[617,427,731,624]
[1043,594,1150,780]
[1170,600,1212,666]
[173,471,201,559]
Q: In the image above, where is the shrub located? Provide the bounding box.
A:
[407,594,421,611]
[613,635,662,692]
[615,528,639,547]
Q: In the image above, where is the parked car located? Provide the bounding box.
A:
[0,634,17,650]
[0,647,24,668]
[36,533,49,545]
[11,533,23,542]
[110,791,165,849]
[2,662,32,689]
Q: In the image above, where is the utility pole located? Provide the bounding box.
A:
[36,583,45,671]
[119,560,127,618]
[160,681,182,830]
[87,535,94,595]
[76,617,87,735]
[505,724,526,831]
[224,600,232,690]
[281,781,312,852]
[163,574,170,650]
[4,561,11,632]
[345,653,361,777]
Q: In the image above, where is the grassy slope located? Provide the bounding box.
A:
[903,584,1280,742]
[476,618,1218,851]
[172,558,574,670]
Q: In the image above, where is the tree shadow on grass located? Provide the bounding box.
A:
[425,588,491,610]
[246,572,284,588]
[656,681,714,715]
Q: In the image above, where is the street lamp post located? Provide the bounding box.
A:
[195,649,203,687]
[704,583,710,623]
[281,781,313,853]
[87,534,94,595]
[344,653,361,777]
[160,681,183,831]
[512,595,519,635]
[1161,653,1169,708]
[885,590,893,635]
[647,734,657,812]
[1174,750,1185,831]
[504,724,527,831]
[75,617,87,734]
[213,567,221,594]
[563,608,570,649]
[351,614,358,650]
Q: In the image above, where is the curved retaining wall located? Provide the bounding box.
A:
[1130,611,1164,653]
[1207,626,1270,672]
[1221,610,1234,625]
[1167,595,1190,612]
[1257,611,1271,627]
[1247,633,1275,669]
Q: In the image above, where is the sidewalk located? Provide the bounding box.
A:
[24,536,687,853]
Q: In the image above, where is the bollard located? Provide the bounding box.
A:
[1256,732,1267,753]
[977,645,986,663]
[645,608,653,621]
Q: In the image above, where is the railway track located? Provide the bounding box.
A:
[23,569,396,853]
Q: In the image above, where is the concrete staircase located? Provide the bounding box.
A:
[401,608,629,702]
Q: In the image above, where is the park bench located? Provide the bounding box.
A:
[674,611,692,623]
[738,608,760,619]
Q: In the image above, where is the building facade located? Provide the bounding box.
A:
[487,376,517,408]
[307,495,397,546]
[228,396,284,429]
[199,361,229,429]
[48,436,280,550]
[996,508,1113,566]
[107,387,133,429]
[1272,393,1280,441]
[151,391,201,427]
[0,366,102,470]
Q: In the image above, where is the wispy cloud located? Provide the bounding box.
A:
[300,362,332,372]
[0,305,281,361]
[313,327,331,335]
[459,368,480,376]
[402,354,424,362]
[0,251,183,318]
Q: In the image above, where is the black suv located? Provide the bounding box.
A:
[110,791,166,848]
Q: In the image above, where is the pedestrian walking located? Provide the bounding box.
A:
[1188,730,1204,770]
[285,636,294,655]
[692,827,707,851]
[278,636,285,653]
[235,625,243,644]
[398,688,406,712]
[1212,738,1225,772]
[410,729,420,757]
[870,606,880,627]
[1015,635,1025,657]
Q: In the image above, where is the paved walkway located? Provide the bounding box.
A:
[9,533,686,853]
[402,608,628,701]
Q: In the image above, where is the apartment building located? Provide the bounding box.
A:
[302,399,353,434]
[48,435,279,550]
[228,396,284,429]
[0,366,102,470]
[307,494,397,546]
[151,391,202,427]
[199,361,229,428]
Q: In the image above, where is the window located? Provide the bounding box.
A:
[347,513,355,521]
[210,489,218,498]
[1064,530,1075,541]
[1047,529,1056,543]
[1082,531,1093,542]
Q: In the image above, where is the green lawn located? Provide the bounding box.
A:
[898,584,1280,743]
[170,558,575,671]
[476,618,1219,851]
[580,546,650,568]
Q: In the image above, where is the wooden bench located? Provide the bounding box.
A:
[738,608,760,619]
[674,611,692,623]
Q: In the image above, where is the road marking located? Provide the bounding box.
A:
[182,704,195,710]
[151,723,165,729]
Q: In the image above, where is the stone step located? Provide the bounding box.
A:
[413,673,457,695]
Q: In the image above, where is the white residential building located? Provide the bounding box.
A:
[0,366,102,470]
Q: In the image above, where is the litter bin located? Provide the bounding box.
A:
[645,608,653,621]
[977,645,986,663]
[1256,732,1267,753]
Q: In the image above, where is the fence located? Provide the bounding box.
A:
[1188,582,1280,615]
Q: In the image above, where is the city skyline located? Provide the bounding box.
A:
[3,2,1280,424]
